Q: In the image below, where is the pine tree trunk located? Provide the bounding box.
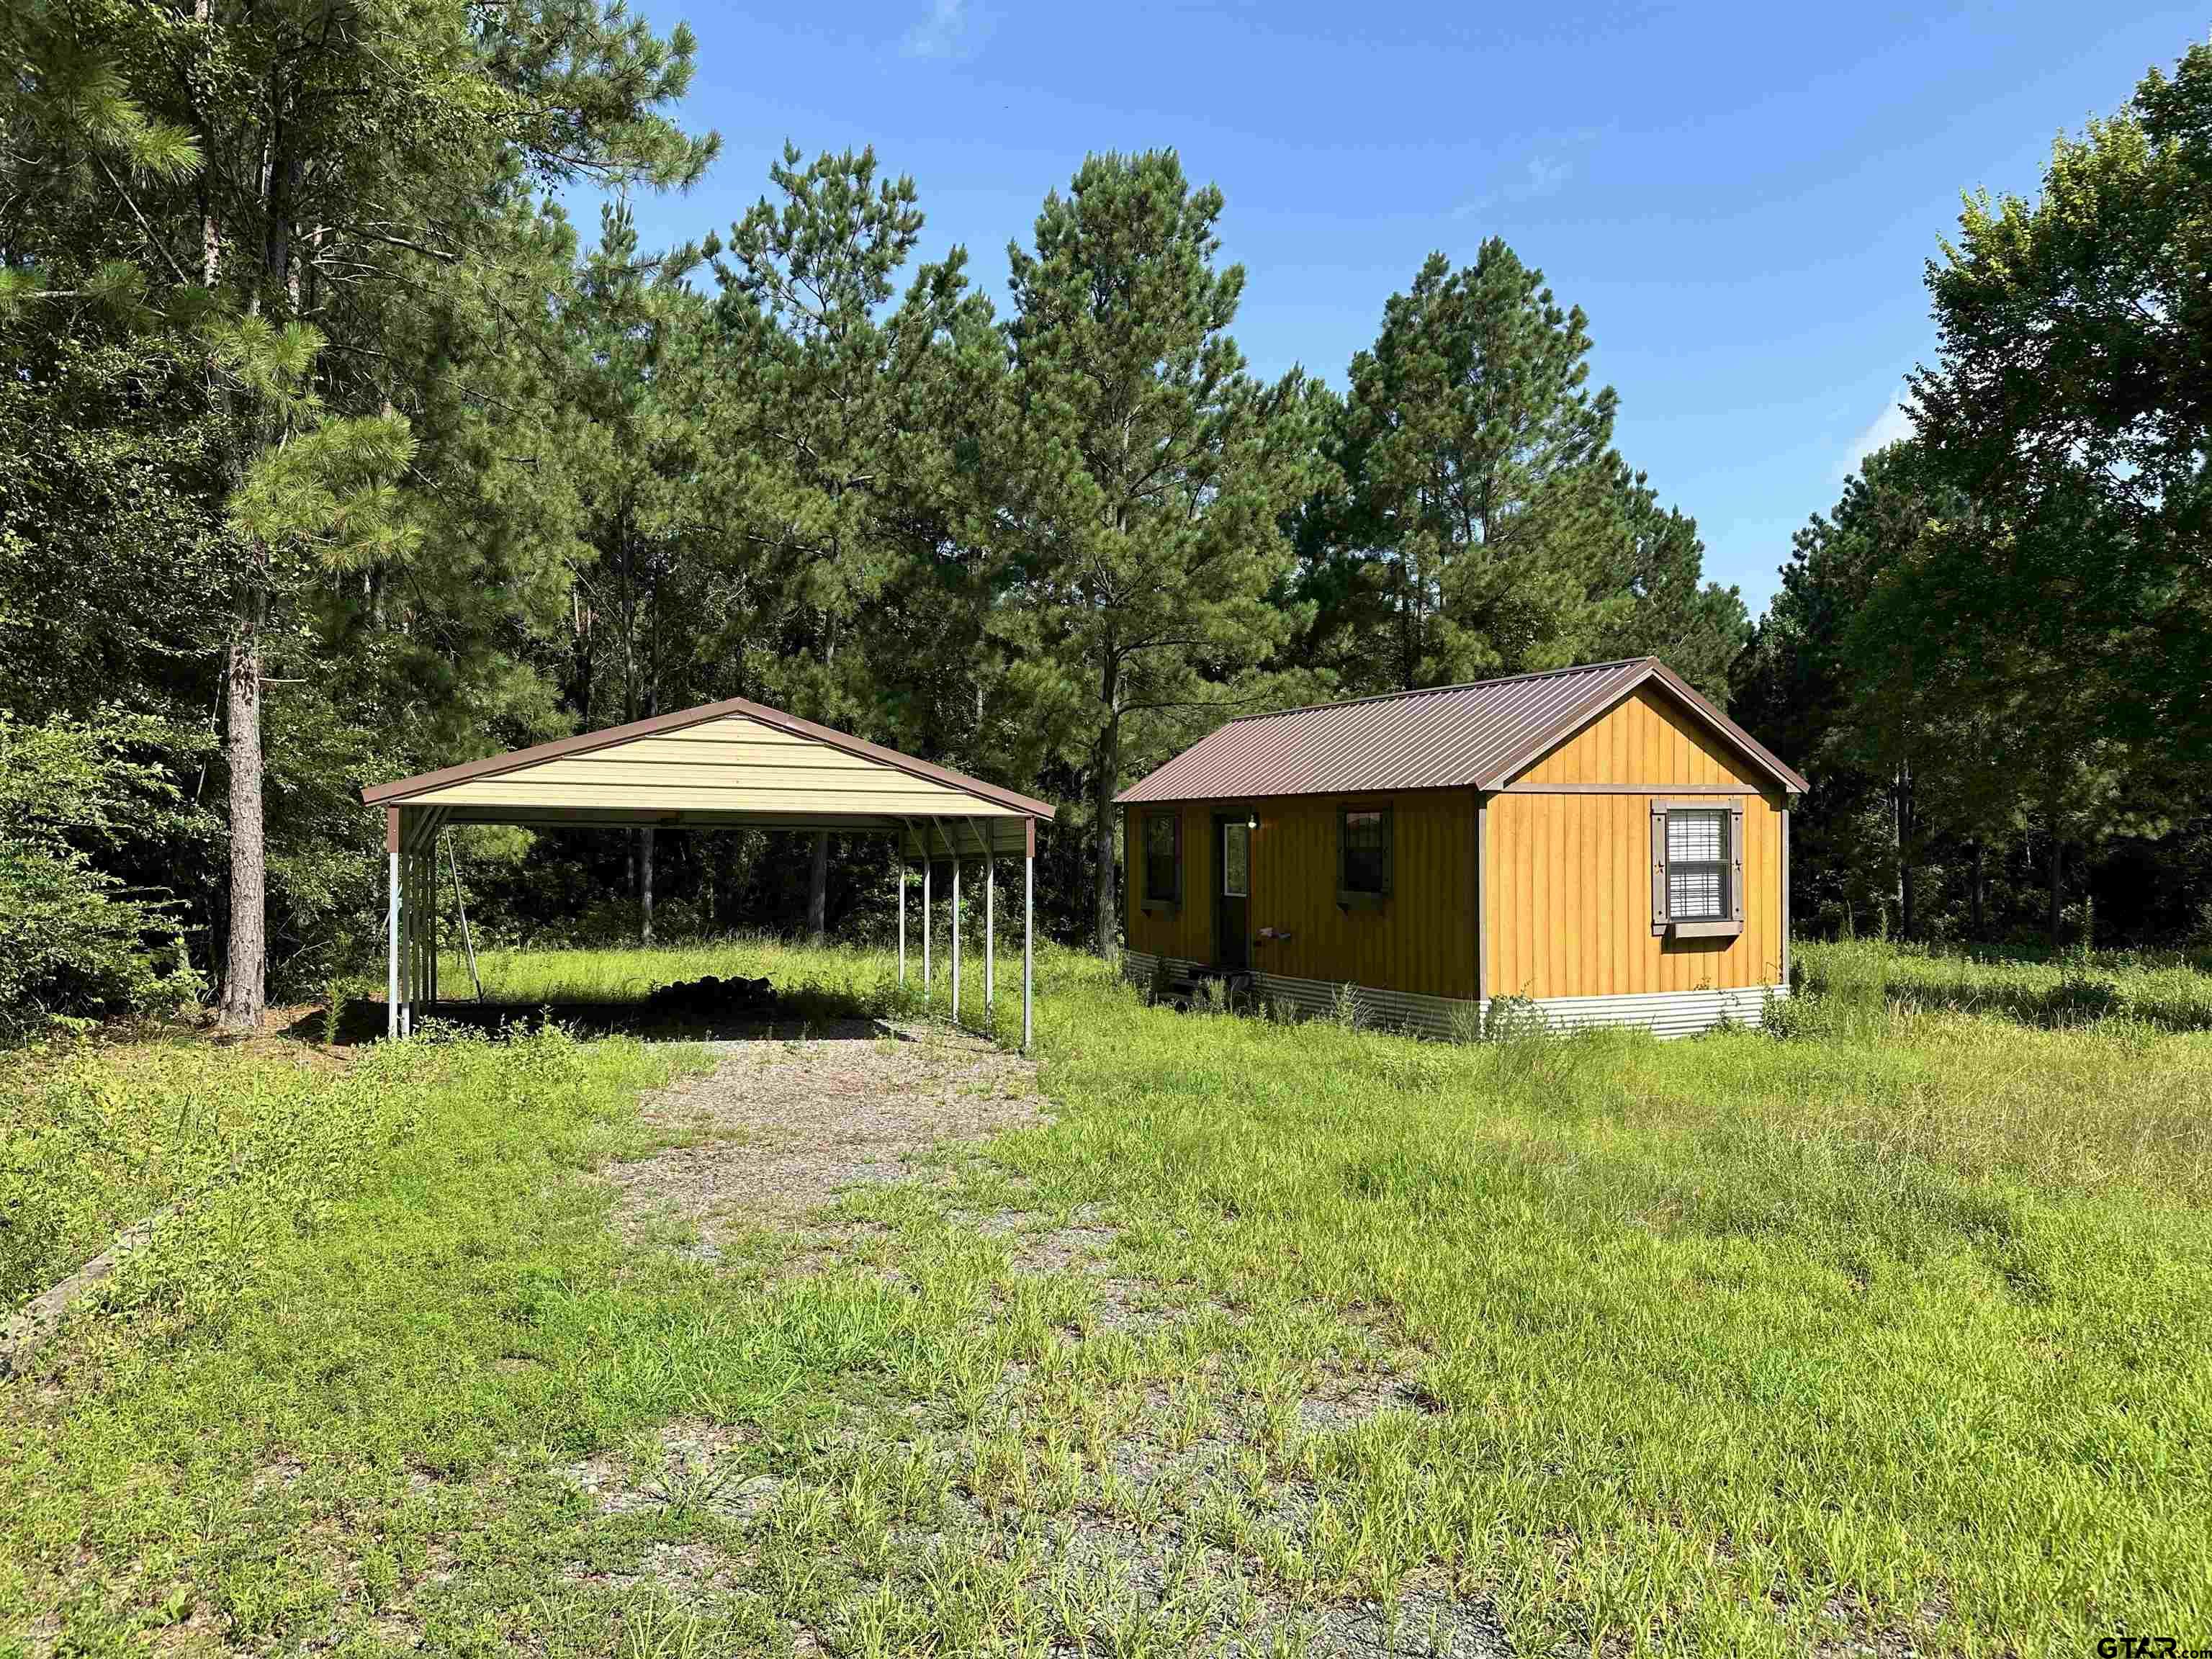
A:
[217,587,266,1031]
[196,0,217,286]
[639,824,655,946]
[1092,725,1120,965]
[807,831,829,945]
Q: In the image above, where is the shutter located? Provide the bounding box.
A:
[1729,800,1745,923]
[1650,804,1668,935]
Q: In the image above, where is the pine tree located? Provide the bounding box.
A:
[709,145,998,932]
[1587,461,1750,700]
[1902,40,2212,936]
[1333,243,1620,692]
[994,151,1317,958]
[565,202,714,944]
[1,0,717,1025]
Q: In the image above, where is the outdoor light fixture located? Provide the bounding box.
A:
[1246,810,1259,831]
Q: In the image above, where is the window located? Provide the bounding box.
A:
[1142,811,1181,908]
[1665,809,1728,920]
[1221,821,1249,897]
[1652,801,1743,937]
[1337,806,1393,907]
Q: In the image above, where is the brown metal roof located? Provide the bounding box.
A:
[362,695,1056,819]
[1115,657,1807,803]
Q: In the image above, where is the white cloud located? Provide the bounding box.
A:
[902,0,971,59]
[1843,398,1917,475]
[1524,154,1570,196]
[1451,149,1576,219]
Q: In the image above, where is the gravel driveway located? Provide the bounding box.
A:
[603,1022,1047,1257]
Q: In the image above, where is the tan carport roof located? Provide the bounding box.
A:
[363,695,1054,858]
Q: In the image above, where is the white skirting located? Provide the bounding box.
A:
[1120,951,1784,1040]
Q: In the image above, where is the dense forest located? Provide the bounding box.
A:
[2,4,2207,1035]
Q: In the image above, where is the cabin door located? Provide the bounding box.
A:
[1213,814,1251,971]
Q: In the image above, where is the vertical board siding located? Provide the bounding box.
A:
[1125,803,1212,967]
[1487,683,1786,999]
[1487,791,1784,998]
[1516,685,1761,787]
[1124,791,1478,999]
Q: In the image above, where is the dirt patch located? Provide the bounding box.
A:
[1291,1580,1509,1657]
[564,1539,741,1594]
[558,1417,778,1522]
[354,1613,426,1652]
[913,1501,1505,1657]
[605,1025,1046,1257]
[1807,1587,1953,1658]
[976,1208,1123,1273]
[1295,1372,1439,1434]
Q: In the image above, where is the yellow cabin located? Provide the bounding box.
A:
[1113,657,1809,1037]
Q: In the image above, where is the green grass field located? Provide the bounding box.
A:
[4,940,2208,1656]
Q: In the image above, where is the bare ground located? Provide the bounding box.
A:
[601,1022,1048,1261]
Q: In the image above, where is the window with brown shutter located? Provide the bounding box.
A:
[1652,799,1746,938]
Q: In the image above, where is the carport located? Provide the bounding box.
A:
[361,697,1054,1048]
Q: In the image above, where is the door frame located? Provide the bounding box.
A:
[1211,808,1254,971]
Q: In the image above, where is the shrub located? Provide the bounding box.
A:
[0,846,198,1038]
[0,715,203,1038]
[1328,981,1364,1031]
[1482,994,1548,1043]
[1761,983,1814,1041]
[1148,955,1174,1005]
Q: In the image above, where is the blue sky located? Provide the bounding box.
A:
[592,1,2204,617]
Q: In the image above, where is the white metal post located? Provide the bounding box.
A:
[896,847,907,985]
[413,850,425,1025]
[984,833,995,1018]
[400,848,413,1038]
[950,837,962,1025]
[411,850,425,1028]
[387,832,400,1041]
[410,850,423,1035]
[426,850,438,1007]
[922,853,932,1002]
[1022,819,1034,1053]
